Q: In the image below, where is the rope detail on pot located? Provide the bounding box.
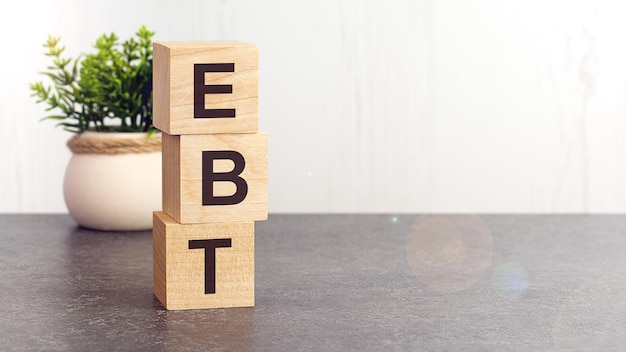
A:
[67,134,162,154]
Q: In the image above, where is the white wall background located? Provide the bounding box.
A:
[2,0,626,213]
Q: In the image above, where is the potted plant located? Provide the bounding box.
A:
[30,26,160,231]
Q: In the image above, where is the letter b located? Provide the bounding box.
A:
[202,151,248,206]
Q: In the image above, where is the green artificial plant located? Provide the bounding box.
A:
[30,25,156,134]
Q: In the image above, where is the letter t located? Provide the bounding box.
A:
[189,238,232,294]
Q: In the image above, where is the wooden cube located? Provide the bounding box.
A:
[153,41,258,135]
[153,211,254,310]
[162,131,267,224]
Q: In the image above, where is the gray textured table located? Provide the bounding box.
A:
[1,214,626,351]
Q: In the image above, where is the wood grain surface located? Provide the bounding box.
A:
[153,211,254,310]
[153,41,258,135]
[162,132,268,223]
[5,0,626,213]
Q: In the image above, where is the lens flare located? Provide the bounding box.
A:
[491,261,529,300]
[554,274,626,351]
[405,215,493,293]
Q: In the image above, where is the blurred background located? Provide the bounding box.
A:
[2,0,626,214]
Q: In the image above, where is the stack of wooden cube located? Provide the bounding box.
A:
[151,41,267,310]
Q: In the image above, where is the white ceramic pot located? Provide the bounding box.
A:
[63,132,162,231]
